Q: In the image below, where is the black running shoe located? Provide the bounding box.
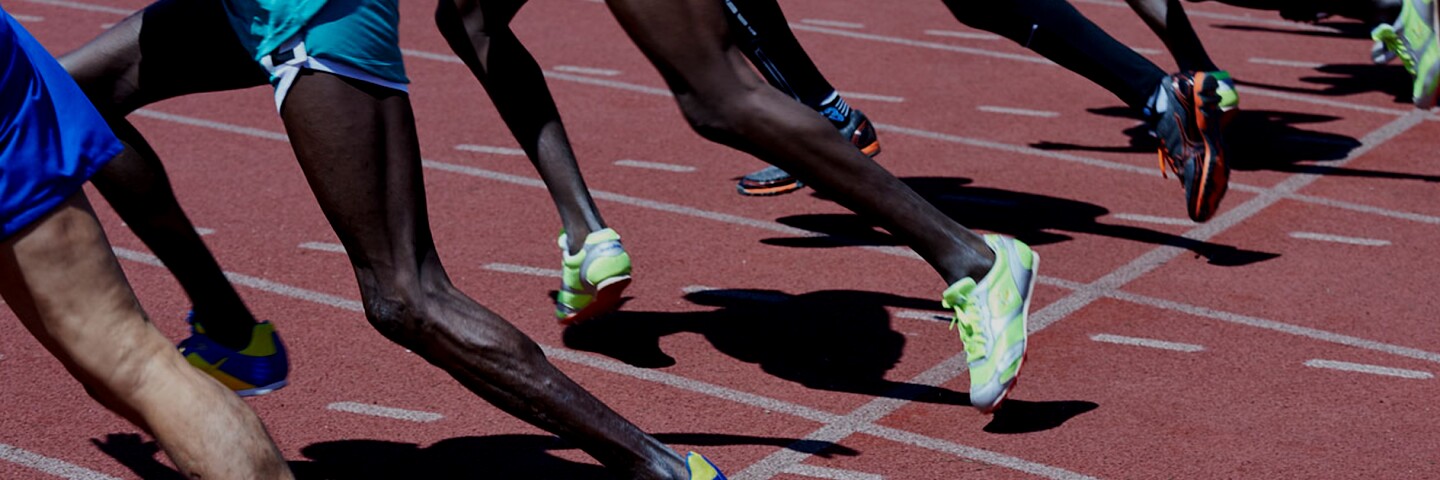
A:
[1152,72,1230,222]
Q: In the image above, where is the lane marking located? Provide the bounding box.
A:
[1131,47,1163,56]
[194,227,216,236]
[326,402,444,422]
[1304,359,1433,379]
[299,241,346,254]
[1249,57,1325,69]
[937,193,1020,207]
[484,263,562,278]
[552,65,621,77]
[976,105,1060,118]
[800,18,864,29]
[1090,333,1205,352]
[614,159,696,173]
[456,144,526,156]
[0,443,119,480]
[1290,192,1440,225]
[13,14,43,22]
[1110,213,1195,226]
[24,0,133,15]
[894,309,947,322]
[1070,0,1338,31]
[791,23,1053,65]
[681,285,789,303]
[922,29,1000,41]
[1288,231,1391,247]
[114,247,364,312]
[785,464,884,480]
[838,91,905,103]
[127,109,1440,366]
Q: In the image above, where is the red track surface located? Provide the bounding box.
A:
[3,0,1439,478]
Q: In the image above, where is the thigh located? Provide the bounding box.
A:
[60,0,269,112]
[603,0,763,98]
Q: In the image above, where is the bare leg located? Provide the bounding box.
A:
[1127,0,1220,72]
[0,193,291,479]
[60,0,272,350]
[436,0,606,253]
[279,71,686,480]
[604,0,993,284]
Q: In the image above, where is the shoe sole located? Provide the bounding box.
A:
[1188,72,1230,223]
[735,138,881,197]
[975,250,1038,415]
[235,379,289,397]
[559,275,632,326]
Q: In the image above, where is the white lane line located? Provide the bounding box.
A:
[937,193,1019,207]
[299,241,346,254]
[1288,232,1391,247]
[838,91,905,103]
[1249,57,1325,69]
[785,464,884,480]
[195,227,216,236]
[1111,213,1195,226]
[894,309,947,322]
[681,285,789,303]
[790,23,1053,65]
[800,18,864,29]
[614,159,696,173]
[1131,47,1163,56]
[115,247,364,312]
[552,65,621,77]
[456,144,526,156]
[24,0,133,15]
[1090,333,1205,353]
[0,444,119,480]
[484,263,562,278]
[13,14,43,22]
[1304,359,1433,379]
[922,29,1000,41]
[326,402,444,422]
[976,105,1060,118]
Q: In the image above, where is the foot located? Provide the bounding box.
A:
[685,452,727,480]
[1372,0,1440,108]
[1151,71,1232,222]
[942,235,1037,414]
[735,108,880,196]
[177,314,289,397]
[557,228,633,325]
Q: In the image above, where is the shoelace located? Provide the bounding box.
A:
[946,299,987,361]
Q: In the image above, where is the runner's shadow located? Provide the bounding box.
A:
[1233,63,1412,102]
[565,289,1098,433]
[1212,22,1376,40]
[92,432,856,480]
[769,177,1278,266]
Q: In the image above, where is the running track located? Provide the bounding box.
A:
[3,0,1439,478]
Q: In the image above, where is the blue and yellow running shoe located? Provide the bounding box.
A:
[557,228,632,325]
[685,452,727,480]
[1373,0,1440,108]
[177,314,289,397]
[943,235,1038,414]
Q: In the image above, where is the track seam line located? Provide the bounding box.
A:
[123,109,1440,362]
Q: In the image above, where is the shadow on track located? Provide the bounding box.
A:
[772,177,1278,266]
[91,432,860,480]
[563,288,1097,433]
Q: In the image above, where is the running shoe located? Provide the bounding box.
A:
[1372,0,1440,108]
[177,314,289,397]
[685,452,728,480]
[1151,71,1231,222]
[942,234,1037,414]
[735,108,880,196]
[557,228,632,325]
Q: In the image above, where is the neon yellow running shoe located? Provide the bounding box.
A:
[1373,0,1440,108]
[942,234,1038,414]
[557,228,632,325]
[685,452,727,480]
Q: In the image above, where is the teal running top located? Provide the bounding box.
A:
[223,0,407,85]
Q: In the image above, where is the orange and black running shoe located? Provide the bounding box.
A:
[1151,72,1230,222]
[736,108,880,196]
